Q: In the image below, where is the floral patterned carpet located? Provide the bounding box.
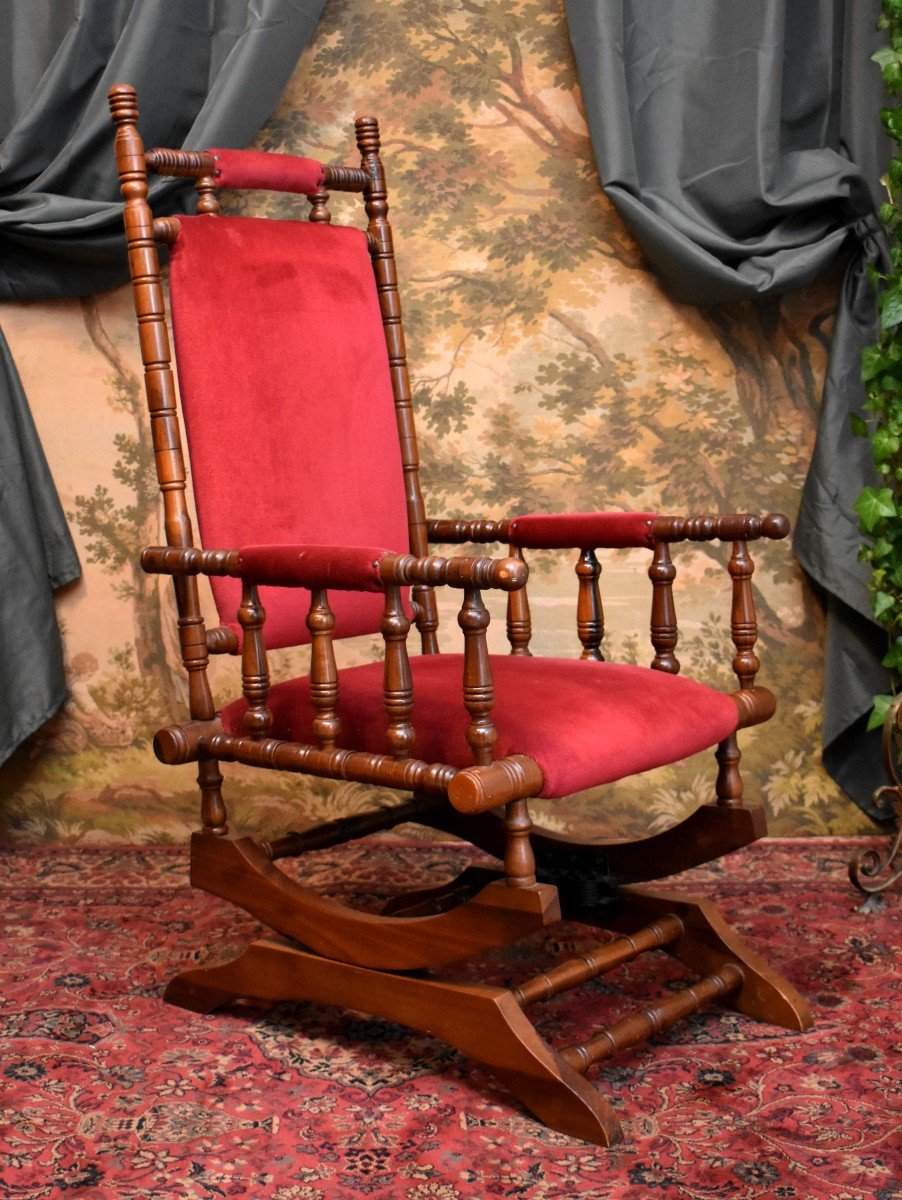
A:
[0,837,899,1199]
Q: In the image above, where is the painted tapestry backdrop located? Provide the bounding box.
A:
[0,0,872,844]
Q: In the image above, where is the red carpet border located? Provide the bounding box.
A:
[0,838,899,1199]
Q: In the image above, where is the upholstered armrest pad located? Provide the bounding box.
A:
[508,512,659,550]
[237,545,389,591]
[207,148,325,195]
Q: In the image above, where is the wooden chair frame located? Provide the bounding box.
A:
[108,84,811,1145]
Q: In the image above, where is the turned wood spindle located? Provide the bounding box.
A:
[195,173,220,215]
[356,114,440,654]
[109,86,214,698]
[649,540,679,673]
[575,548,604,660]
[458,587,497,766]
[503,797,536,887]
[306,588,342,749]
[715,734,743,807]
[513,915,685,1008]
[560,963,744,1073]
[238,582,273,739]
[381,585,415,759]
[197,757,228,835]
[307,184,332,223]
[506,545,532,655]
[728,540,759,689]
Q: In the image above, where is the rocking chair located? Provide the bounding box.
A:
[109,83,811,1146]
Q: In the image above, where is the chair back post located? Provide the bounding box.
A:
[356,116,440,654]
[108,85,217,727]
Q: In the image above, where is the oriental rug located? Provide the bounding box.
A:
[0,837,899,1199]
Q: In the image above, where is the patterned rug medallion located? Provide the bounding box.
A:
[0,838,899,1199]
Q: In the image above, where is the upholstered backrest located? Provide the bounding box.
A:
[167,214,410,649]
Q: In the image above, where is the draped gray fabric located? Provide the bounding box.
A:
[0,0,326,765]
[564,0,892,819]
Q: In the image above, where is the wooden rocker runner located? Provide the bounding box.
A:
[109,83,812,1146]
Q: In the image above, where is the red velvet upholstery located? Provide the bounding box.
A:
[509,512,659,550]
[207,149,324,194]
[237,545,390,590]
[168,216,410,649]
[220,656,739,798]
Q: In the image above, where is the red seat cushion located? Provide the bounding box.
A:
[220,655,739,799]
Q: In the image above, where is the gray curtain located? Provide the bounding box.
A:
[0,0,326,765]
[564,0,892,820]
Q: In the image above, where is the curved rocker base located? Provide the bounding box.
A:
[189,832,559,971]
[163,885,811,1145]
[164,935,622,1146]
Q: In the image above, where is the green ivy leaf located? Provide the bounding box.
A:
[881,288,902,330]
[850,412,870,437]
[862,345,890,381]
[874,45,897,68]
[872,427,902,460]
[855,486,897,531]
[867,693,897,731]
[875,590,897,618]
[882,639,902,669]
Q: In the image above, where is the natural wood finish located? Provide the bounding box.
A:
[357,115,440,654]
[601,888,813,1032]
[194,171,220,215]
[237,582,272,740]
[307,184,331,223]
[458,587,496,766]
[731,685,776,728]
[446,754,544,815]
[728,539,759,690]
[575,548,604,660]
[560,963,744,1073]
[715,734,743,808]
[513,914,685,1008]
[306,589,342,749]
[506,545,532,655]
[503,798,537,886]
[187,833,559,970]
[205,626,239,654]
[427,517,511,544]
[108,86,220,816]
[381,585,414,759]
[649,540,679,673]
[164,936,622,1145]
[653,512,790,544]
[145,147,216,177]
[197,757,228,835]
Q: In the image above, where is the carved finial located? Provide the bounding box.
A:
[355,115,381,156]
[108,83,139,126]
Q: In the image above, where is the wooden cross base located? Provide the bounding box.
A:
[163,887,812,1146]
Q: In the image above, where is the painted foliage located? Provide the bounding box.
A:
[0,0,872,843]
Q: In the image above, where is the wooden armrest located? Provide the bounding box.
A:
[427,518,511,545]
[141,544,527,593]
[652,513,790,543]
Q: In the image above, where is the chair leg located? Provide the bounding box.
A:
[164,936,623,1146]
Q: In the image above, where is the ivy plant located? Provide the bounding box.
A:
[853,0,902,731]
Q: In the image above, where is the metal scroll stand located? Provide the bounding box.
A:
[849,696,902,912]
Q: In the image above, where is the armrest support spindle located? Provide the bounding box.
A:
[649,542,679,673]
[506,546,532,656]
[728,541,759,689]
[381,585,415,759]
[306,589,342,749]
[458,588,496,766]
[237,582,272,739]
[575,548,604,661]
